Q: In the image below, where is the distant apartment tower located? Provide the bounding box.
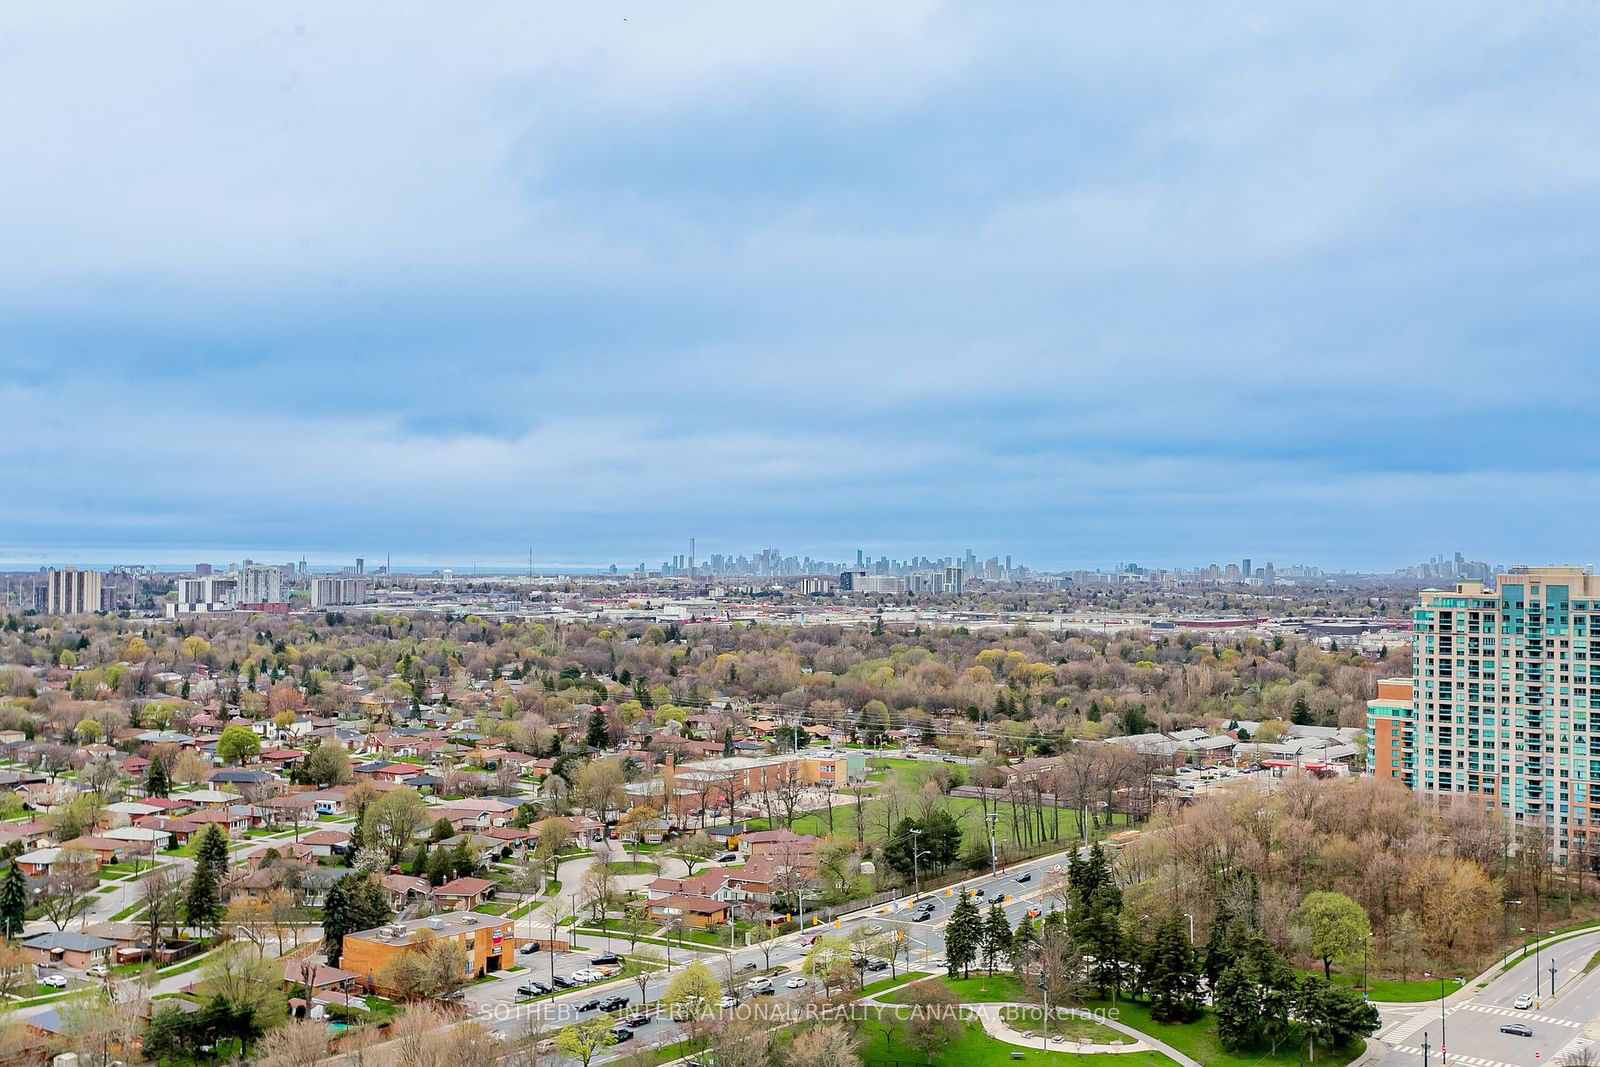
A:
[943,565,964,596]
[1387,566,1600,865]
[312,577,368,608]
[46,568,102,615]
[838,570,868,592]
[1241,558,1252,578]
[170,576,239,616]
[1365,677,1417,789]
[355,558,365,576]
[237,565,285,606]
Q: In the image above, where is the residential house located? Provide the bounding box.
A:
[433,876,496,911]
[648,894,730,928]
[300,829,351,858]
[19,931,114,970]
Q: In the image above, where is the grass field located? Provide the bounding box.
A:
[1001,1006,1130,1044]
[1322,968,1452,1002]
[1078,997,1365,1067]
[887,974,1030,1004]
[781,793,1086,850]
[860,1018,1180,1067]
[604,860,660,875]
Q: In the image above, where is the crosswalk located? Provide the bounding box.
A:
[1390,1045,1524,1067]
[1457,1002,1581,1028]
[1383,1006,1462,1044]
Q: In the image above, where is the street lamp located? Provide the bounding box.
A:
[909,828,924,897]
[1038,978,1050,1052]
[985,812,1000,879]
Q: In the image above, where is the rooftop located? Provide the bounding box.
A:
[347,911,512,947]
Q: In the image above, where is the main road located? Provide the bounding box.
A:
[1375,930,1600,1067]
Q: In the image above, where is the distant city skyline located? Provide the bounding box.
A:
[0,543,1519,580]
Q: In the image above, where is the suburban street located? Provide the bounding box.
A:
[468,844,1079,1059]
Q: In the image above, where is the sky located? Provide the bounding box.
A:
[4,3,1600,573]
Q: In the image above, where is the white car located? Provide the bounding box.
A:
[571,969,601,983]
[86,965,109,978]
[1514,993,1534,1010]
[718,995,739,1008]
[40,975,68,989]
[784,976,808,989]
[746,977,773,993]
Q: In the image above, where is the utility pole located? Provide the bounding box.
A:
[985,812,999,878]
[909,828,923,897]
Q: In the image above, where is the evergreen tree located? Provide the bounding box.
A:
[945,895,984,979]
[144,756,171,798]
[1291,695,1313,726]
[409,841,430,877]
[0,863,26,939]
[586,706,608,750]
[195,824,229,884]
[184,861,220,934]
[425,847,453,886]
[722,728,735,758]
[1144,914,1202,1022]
[320,873,393,967]
[1295,974,1380,1050]
[981,902,1012,975]
[346,801,367,866]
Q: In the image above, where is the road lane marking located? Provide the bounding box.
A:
[1457,1002,1581,1027]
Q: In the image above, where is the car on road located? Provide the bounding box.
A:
[611,1027,634,1043]
[942,756,957,763]
[39,975,67,989]
[973,889,985,899]
[718,995,739,1008]
[866,959,889,972]
[600,995,630,1013]
[747,977,773,992]
[1500,1023,1533,1037]
[785,976,808,989]
[913,911,931,922]
[754,985,776,995]
[738,961,757,972]
[1026,908,1041,919]
[1513,994,1534,1010]
[578,998,604,1012]
[623,1010,651,1027]
[1016,873,1032,883]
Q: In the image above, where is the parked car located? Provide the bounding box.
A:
[1500,1023,1533,1037]
[551,975,575,989]
[86,965,109,978]
[1514,994,1534,1010]
[591,953,622,966]
[435,989,465,1001]
[40,975,67,989]
[719,995,739,1008]
[717,853,738,863]
[518,942,539,955]
[517,982,550,997]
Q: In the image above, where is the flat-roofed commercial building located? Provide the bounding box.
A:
[341,912,514,995]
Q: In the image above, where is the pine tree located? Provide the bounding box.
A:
[184,861,220,934]
[722,728,735,758]
[1145,914,1202,1022]
[409,841,430,877]
[0,863,26,939]
[1291,695,1313,726]
[945,895,984,979]
[586,707,608,750]
[144,757,171,798]
[981,902,1012,975]
[195,824,229,884]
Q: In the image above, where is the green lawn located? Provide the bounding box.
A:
[886,973,1030,1004]
[1078,997,1365,1067]
[473,901,514,915]
[1000,1006,1130,1044]
[603,860,660,875]
[860,1018,1179,1067]
[1322,968,1452,1002]
[860,970,931,996]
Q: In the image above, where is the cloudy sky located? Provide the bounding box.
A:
[4,3,1598,572]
